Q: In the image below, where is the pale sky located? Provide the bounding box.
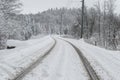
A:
[20,0,120,14]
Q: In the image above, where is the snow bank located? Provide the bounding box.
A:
[0,36,55,80]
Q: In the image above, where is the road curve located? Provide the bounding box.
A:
[13,37,56,80]
[21,38,88,80]
[60,38,100,80]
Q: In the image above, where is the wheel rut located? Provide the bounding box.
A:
[60,38,100,80]
[12,38,56,80]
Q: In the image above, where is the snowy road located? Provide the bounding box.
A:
[63,37,120,80]
[0,36,120,80]
[62,39,99,80]
[21,38,88,80]
[14,38,56,80]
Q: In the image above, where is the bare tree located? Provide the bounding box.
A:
[95,0,102,39]
[107,0,117,49]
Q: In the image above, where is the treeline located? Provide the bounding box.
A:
[7,8,79,40]
[81,0,120,50]
[0,0,120,50]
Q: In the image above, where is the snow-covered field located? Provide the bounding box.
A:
[63,38,120,80]
[0,36,55,80]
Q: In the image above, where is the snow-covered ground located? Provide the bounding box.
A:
[0,36,55,80]
[0,35,120,80]
[63,38,120,80]
[22,38,88,80]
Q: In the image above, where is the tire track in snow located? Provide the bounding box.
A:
[60,38,100,80]
[12,37,56,80]
[22,38,88,80]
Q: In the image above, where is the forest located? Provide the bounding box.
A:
[0,0,120,50]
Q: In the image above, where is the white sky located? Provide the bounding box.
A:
[20,0,120,14]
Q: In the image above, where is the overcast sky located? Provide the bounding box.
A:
[20,0,120,14]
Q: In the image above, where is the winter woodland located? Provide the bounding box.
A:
[0,0,120,50]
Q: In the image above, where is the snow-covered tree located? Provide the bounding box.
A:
[0,0,21,49]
